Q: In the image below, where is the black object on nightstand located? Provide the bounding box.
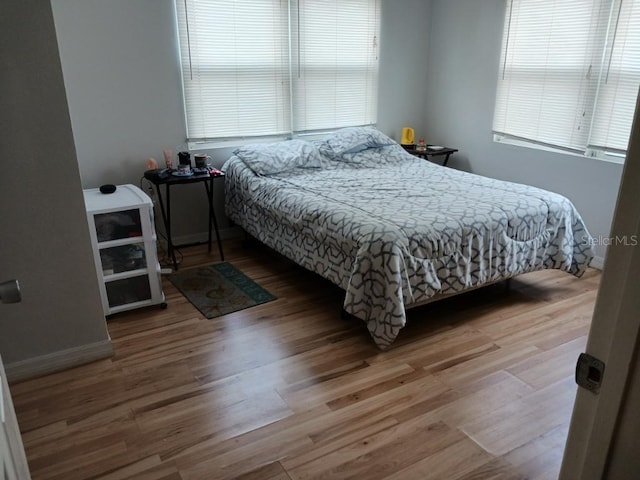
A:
[402,145,458,166]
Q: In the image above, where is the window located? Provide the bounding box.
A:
[175,0,380,144]
[493,0,640,160]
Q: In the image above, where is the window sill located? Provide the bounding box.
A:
[493,134,625,165]
[188,135,291,151]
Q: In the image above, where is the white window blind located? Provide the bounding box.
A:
[290,0,379,133]
[175,1,290,141]
[175,0,380,143]
[589,0,640,152]
[493,0,640,158]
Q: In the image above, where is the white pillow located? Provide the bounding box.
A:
[320,127,396,158]
[234,139,323,175]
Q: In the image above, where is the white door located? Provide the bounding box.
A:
[0,356,30,480]
[559,96,640,477]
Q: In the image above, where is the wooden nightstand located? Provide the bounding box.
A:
[402,145,458,166]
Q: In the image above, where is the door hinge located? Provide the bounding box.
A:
[576,352,605,394]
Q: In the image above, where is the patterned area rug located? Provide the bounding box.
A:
[168,262,275,318]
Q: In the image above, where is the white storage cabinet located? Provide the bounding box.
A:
[84,184,166,315]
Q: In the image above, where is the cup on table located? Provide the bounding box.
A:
[194,153,211,168]
[163,149,174,169]
[177,163,191,175]
[178,151,191,166]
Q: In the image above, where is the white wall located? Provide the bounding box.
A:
[51,0,432,242]
[377,0,431,140]
[51,0,186,188]
[50,0,212,243]
[0,1,110,367]
[424,0,624,262]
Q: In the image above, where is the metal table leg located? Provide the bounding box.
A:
[154,183,178,270]
[204,178,224,261]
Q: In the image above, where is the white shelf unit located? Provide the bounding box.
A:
[83,184,165,315]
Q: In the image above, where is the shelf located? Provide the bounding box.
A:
[99,243,146,276]
[94,208,143,243]
[107,298,158,315]
[97,236,144,249]
[105,274,152,308]
[103,268,149,283]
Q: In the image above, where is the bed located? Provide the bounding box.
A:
[223,127,594,348]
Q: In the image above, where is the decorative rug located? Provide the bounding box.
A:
[168,262,276,318]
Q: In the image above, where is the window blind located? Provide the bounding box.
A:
[175,0,290,142]
[493,0,640,157]
[290,0,380,133]
[589,0,640,152]
[175,0,380,143]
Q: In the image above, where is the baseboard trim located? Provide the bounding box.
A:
[4,339,113,382]
[590,256,605,270]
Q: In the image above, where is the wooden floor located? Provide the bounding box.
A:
[10,241,600,480]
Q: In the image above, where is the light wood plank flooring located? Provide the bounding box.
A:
[10,241,600,480]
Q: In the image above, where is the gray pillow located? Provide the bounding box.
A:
[234,139,323,175]
[321,126,396,158]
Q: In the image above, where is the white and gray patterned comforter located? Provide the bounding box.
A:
[224,143,594,348]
